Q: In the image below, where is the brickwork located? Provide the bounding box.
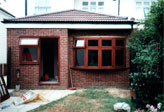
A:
[68,30,131,88]
[7,28,69,89]
[8,28,131,89]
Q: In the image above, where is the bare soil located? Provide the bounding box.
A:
[106,88,131,98]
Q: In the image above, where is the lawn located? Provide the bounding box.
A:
[29,87,136,112]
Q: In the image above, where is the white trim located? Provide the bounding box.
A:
[5,23,132,29]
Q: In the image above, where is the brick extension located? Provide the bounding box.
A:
[7,28,130,89]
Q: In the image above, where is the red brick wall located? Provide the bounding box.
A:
[68,30,131,88]
[8,28,131,89]
[7,28,69,89]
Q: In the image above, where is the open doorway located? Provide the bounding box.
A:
[40,38,58,83]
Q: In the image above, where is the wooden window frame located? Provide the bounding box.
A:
[19,37,40,65]
[73,37,126,69]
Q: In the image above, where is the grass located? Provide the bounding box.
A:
[29,87,136,112]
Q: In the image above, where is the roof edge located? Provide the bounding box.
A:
[3,20,136,24]
[0,7,15,17]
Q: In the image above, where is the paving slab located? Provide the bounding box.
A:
[0,90,76,112]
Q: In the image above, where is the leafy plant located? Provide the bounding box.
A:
[130,72,160,105]
[128,0,164,108]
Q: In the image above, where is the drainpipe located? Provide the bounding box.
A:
[131,23,134,33]
[118,0,120,16]
[25,0,27,16]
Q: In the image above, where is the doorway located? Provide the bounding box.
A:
[40,38,58,83]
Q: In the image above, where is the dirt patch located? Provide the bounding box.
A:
[105,88,130,98]
[43,95,102,112]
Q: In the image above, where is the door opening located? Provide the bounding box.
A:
[40,38,58,83]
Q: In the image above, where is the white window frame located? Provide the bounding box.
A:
[135,0,151,18]
[35,0,51,14]
[82,0,104,13]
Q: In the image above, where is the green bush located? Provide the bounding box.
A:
[130,72,160,105]
[128,0,164,108]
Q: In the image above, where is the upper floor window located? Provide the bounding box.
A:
[73,38,126,69]
[136,1,151,18]
[35,0,51,15]
[82,1,104,13]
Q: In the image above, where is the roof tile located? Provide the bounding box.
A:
[4,9,134,23]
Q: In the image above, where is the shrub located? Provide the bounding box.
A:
[128,0,164,108]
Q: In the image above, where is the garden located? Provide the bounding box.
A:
[29,0,164,112]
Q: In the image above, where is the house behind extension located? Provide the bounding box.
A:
[3,9,135,89]
[1,0,157,20]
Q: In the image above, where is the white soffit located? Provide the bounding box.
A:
[5,23,132,29]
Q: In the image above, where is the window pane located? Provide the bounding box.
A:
[75,40,84,47]
[98,2,104,6]
[144,2,149,6]
[144,8,149,17]
[91,2,96,6]
[88,40,98,46]
[116,40,124,46]
[83,7,88,11]
[20,38,39,45]
[76,49,84,66]
[98,7,104,13]
[83,2,88,6]
[35,7,51,14]
[88,50,98,66]
[22,48,38,62]
[102,50,112,66]
[102,40,112,46]
[90,7,96,12]
[136,2,142,6]
[116,50,124,66]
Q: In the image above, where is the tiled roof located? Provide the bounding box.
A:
[0,7,15,17]
[3,9,134,23]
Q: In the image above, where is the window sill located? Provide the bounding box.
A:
[20,62,39,65]
[71,66,128,70]
[39,82,60,85]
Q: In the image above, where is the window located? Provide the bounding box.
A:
[88,50,98,66]
[21,48,38,62]
[136,2,142,6]
[19,38,40,64]
[144,7,149,17]
[83,1,88,6]
[76,49,84,66]
[35,0,51,14]
[75,40,85,47]
[136,1,151,18]
[91,2,96,6]
[144,2,149,6]
[98,2,104,6]
[82,1,104,13]
[73,38,126,69]
[35,7,51,14]
[98,8,104,13]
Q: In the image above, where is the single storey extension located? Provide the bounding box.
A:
[3,9,135,89]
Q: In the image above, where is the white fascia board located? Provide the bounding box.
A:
[5,23,132,29]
